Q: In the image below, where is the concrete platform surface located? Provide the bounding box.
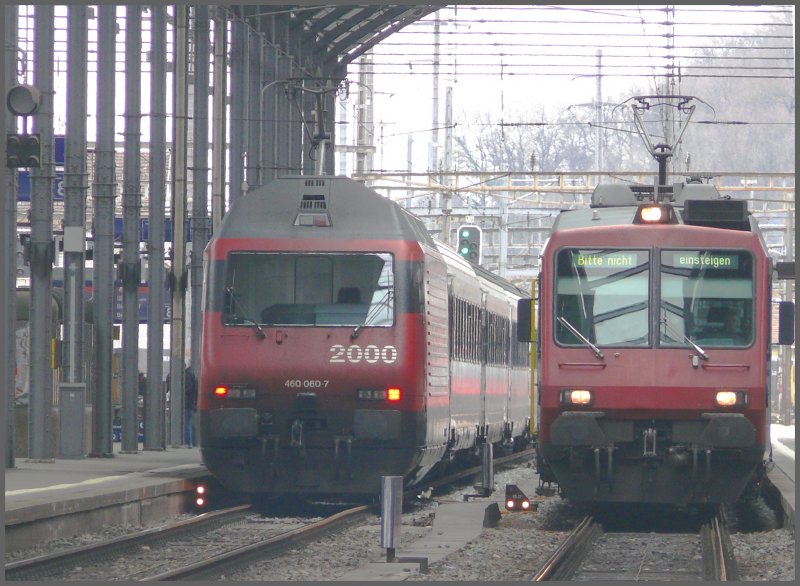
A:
[767,424,795,530]
[337,500,503,581]
[5,444,206,523]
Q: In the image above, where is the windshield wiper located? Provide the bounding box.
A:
[352,289,393,340]
[661,317,707,361]
[557,316,604,360]
[226,286,266,339]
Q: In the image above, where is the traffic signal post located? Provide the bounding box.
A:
[457,224,482,263]
[6,133,41,168]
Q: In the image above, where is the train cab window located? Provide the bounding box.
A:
[223,252,394,327]
[555,249,650,347]
[659,250,753,347]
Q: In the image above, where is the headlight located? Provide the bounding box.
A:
[715,390,747,407]
[560,389,593,406]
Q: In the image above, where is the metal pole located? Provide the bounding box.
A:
[595,50,603,176]
[324,85,337,175]
[780,218,794,424]
[379,476,403,558]
[58,5,89,459]
[121,6,142,453]
[211,6,227,231]
[3,5,19,468]
[63,5,88,386]
[355,57,371,175]
[246,29,262,188]
[228,17,246,203]
[430,12,440,177]
[28,4,55,461]
[190,4,210,381]
[499,199,508,278]
[145,4,167,451]
[169,4,188,447]
[90,5,117,457]
[442,86,453,246]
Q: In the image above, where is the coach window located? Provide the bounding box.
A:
[659,250,754,347]
[555,248,650,347]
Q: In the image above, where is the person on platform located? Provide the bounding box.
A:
[184,367,198,448]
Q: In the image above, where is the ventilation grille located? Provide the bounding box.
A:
[299,194,326,210]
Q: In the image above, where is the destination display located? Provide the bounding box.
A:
[664,251,740,270]
[572,250,645,269]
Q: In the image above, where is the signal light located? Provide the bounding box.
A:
[6,133,41,168]
[634,203,675,224]
[640,206,662,222]
[504,484,533,512]
[457,225,482,263]
[194,484,207,508]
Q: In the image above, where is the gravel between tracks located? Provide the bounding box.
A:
[5,463,794,581]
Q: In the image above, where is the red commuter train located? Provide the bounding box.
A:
[199,175,531,500]
[520,180,795,505]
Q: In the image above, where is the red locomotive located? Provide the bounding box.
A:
[520,180,795,504]
[199,176,531,500]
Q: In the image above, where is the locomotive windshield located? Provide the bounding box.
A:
[555,249,650,346]
[659,250,753,347]
[554,247,754,349]
[223,252,394,327]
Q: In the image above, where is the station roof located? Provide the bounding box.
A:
[229,4,443,74]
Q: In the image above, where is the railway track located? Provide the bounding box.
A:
[6,448,534,581]
[531,507,739,581]
[5,503,370,581]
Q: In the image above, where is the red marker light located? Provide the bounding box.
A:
[214,386,228,397]
[506,499,515,510]
[196,485,206,495]
[195,497,205,507]
[387,388,401,402]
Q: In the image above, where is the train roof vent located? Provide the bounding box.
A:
[671,182,722,205]
[682,199,750,231]
[293,194,332,227]
[591,184,674,207]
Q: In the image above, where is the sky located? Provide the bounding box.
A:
[337,4,794,174]
[14,4,793,175]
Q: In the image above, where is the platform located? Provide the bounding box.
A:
[4,444,208,552]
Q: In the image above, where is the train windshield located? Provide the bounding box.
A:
[555,249,650,347]
[659,250,753,347]
[223,252,394,327]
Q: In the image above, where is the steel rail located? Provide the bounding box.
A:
[530,515,601,581]
[424,447,536,494]
[701,510,740,581]
[142,505,371,581]
[5,504,253,581]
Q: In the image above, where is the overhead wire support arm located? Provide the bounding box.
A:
[627,95,702,190]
